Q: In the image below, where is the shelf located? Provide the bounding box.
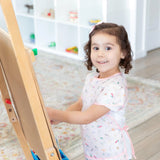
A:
[35,0,55,18]
[35,19,56,48]
[79,0,104,26]
[56,20,78,27]
[56,0,78,23]
[57,24,78,52]
[24,42,36,49]
[14,0,34,15]
[38,46,56,53]
[35,16,55,23]
[79,25,91,30]
[13,0,107,60]
[16,12,34,18]
[52,50,82,61]
[16,15,35,45]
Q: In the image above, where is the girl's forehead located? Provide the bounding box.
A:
[91,32,118,44]
[92,32,116,38]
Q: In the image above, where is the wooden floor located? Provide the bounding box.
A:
[130,48,160,81]
[129,48,160,160]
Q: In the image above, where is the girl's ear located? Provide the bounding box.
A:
[120,52,125,59]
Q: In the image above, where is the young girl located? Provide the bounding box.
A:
[46,22,136,160]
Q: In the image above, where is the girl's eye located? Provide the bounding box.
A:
[93,47,99,50]
[106,47,111,51]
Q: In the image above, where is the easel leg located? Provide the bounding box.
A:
[0,0,62,158]
[0,63,33,160]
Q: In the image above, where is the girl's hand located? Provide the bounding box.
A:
[50,120,60,125]
[46,107,61,125]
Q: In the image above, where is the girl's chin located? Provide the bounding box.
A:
[97,67,109,73]
[98,67,120,74]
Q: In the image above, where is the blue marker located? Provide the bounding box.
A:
[59,149,69,160]
[31,150,40,160]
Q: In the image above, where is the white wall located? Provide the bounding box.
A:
[106,0,146,60]
[134,0,147,59]
[145,0,160,51]
[107,0,160,59]
[106,0,137,58]
[107,0,131,32]
[134,0,160,59]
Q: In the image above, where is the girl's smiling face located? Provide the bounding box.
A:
[91,32,125,78]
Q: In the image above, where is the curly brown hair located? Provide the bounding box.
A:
[84,22,133,74]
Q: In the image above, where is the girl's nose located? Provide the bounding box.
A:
[97,50,104,57]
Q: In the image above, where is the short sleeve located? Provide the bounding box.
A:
[81,73,94,98]
[94,83,127,112]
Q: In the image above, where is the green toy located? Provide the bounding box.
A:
[48,41,56,48]
[30,33,35,43]
[32,48,38,56]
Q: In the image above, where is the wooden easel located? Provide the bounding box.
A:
[0,0,61,159]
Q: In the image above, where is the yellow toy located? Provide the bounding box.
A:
[89,19,101,26]
[65,46,78,54]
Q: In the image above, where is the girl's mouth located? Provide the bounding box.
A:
[97,61,108,64]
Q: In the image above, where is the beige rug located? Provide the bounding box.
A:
[0,52,160,160]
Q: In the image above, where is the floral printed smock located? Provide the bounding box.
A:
[81,72,136,160]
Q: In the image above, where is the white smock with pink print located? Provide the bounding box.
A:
[81,72,136,160]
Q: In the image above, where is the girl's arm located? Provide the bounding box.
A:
[66,98,82,111]
[46,104,110,125]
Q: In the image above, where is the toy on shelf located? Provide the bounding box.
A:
[25,48,37,62]
[89,19,101,26]
[41,8,55,19]
[32,48,38,56]
[25,4,34,14]
[69,11,78,23]
[66,46,78,54]
[30,33,35,43]
[48,41,56,48]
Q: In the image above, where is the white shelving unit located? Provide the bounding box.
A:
[12,0,107,60]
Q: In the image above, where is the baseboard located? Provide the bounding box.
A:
[134,49,147,60]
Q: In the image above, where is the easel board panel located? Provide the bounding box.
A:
[0,0,61,158]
